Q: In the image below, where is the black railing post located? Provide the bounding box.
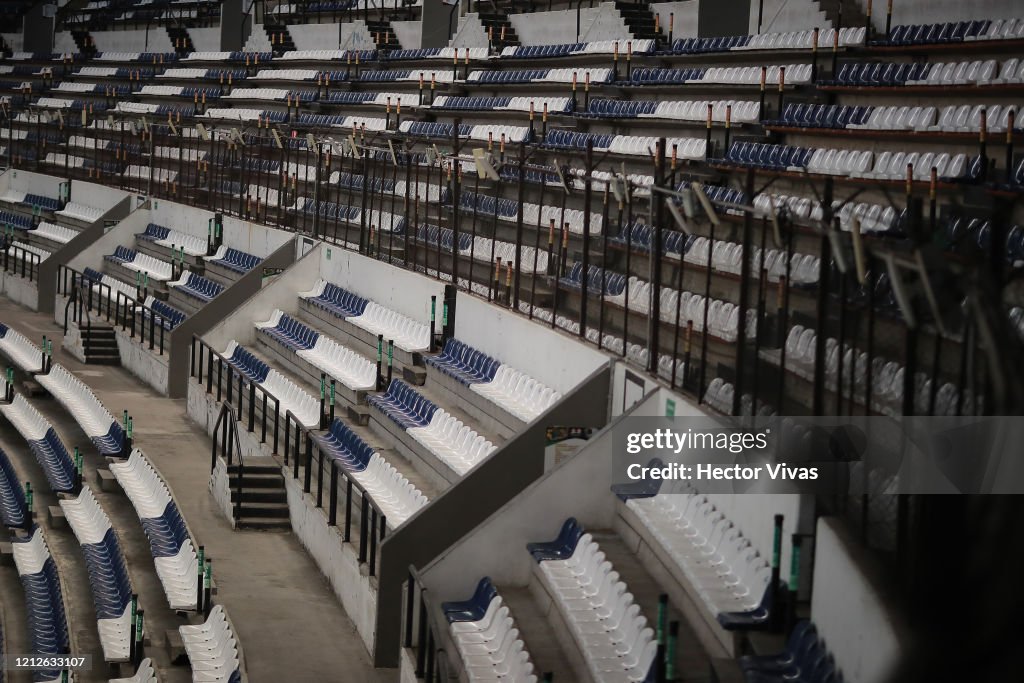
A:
[328,460,338,526]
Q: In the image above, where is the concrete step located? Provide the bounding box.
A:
[230,488,286,504]
[236,518,292,532]
[237,501,289,518]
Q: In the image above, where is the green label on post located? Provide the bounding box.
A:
[326,248,331,260]
[789,542,802,592]
[665,399,675,417]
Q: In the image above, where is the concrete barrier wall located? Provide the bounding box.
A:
[509,3,630,44]
[855,0,1020,30]
[391,20,422,49]
[188,27,222,52]
[2,32,24,53]
[284,472,379,652]
[115,327,170,395]
[752,0,827,33]
[288,21,376,51]
[2,168,63,196]
[812,517,906,683]
[0,271,38,310]
[90,29,173,53]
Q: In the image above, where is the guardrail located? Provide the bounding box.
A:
[191,335,389,574]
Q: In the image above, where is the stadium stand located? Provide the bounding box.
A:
[0,1,1021,681]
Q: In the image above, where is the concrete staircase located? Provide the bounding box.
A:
[477,11,520,50]
[366,19,402,50]
[167,27,194,56]
[263,23,296,56]
[814,0,869,30]
[614,0,661,42]
[80,324,120,365]
[228,459,290,531]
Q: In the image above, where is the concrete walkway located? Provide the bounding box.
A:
[0,296,396,683]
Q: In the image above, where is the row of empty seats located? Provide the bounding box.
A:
[60,486,134,661]
[11,528,70,683]
[300,279,430,352]
[0,394,77,493]
[368,379,496,476]
[315,418,428,526]
[256,310,376,391]
[527,519,656,682]
[783,324,973,416]
[137,223,209,256]
[109,449,200,610]
[427,338,561,423]
[171,271,225,303]
[179,605,244,683]
[222,341,321,427]
[441,577,538,682]
[621,489,775,629]
[0,447,28,528]
[36,364,125,456]
[106,246,173,282]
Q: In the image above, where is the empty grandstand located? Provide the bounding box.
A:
[0,1,1020,682]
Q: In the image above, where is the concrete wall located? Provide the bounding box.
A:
[852,0,1021,30]
[752,0,828,33]
[21,3,53,54]
[221,0,248,52]
[2,32,24,53]
[509,3,631,44]
[319,248,446,328]
[453,294,607,396]
[3,168,63,197]
[210,447,238,526]
[288,21,375,51]
[115,327,170,395]
[69,178,134,215]
[696,0,750,35]
[391,20,422,49]
[284,471,379,652]
[149,199,293,258]
[651,1,700,39]
[53,32,77,54]
[90,29,174,53]
[812,517,906,683]
[188,27,222,52]
[0,270,39,310]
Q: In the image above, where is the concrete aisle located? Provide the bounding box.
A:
[0,296,396,683]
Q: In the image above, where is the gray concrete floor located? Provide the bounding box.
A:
[0,296,397,683]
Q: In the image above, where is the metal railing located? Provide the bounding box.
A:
[2,241,42,281]
[211,401,245,520]
[191,334,390,575]
[57,265,168,355]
